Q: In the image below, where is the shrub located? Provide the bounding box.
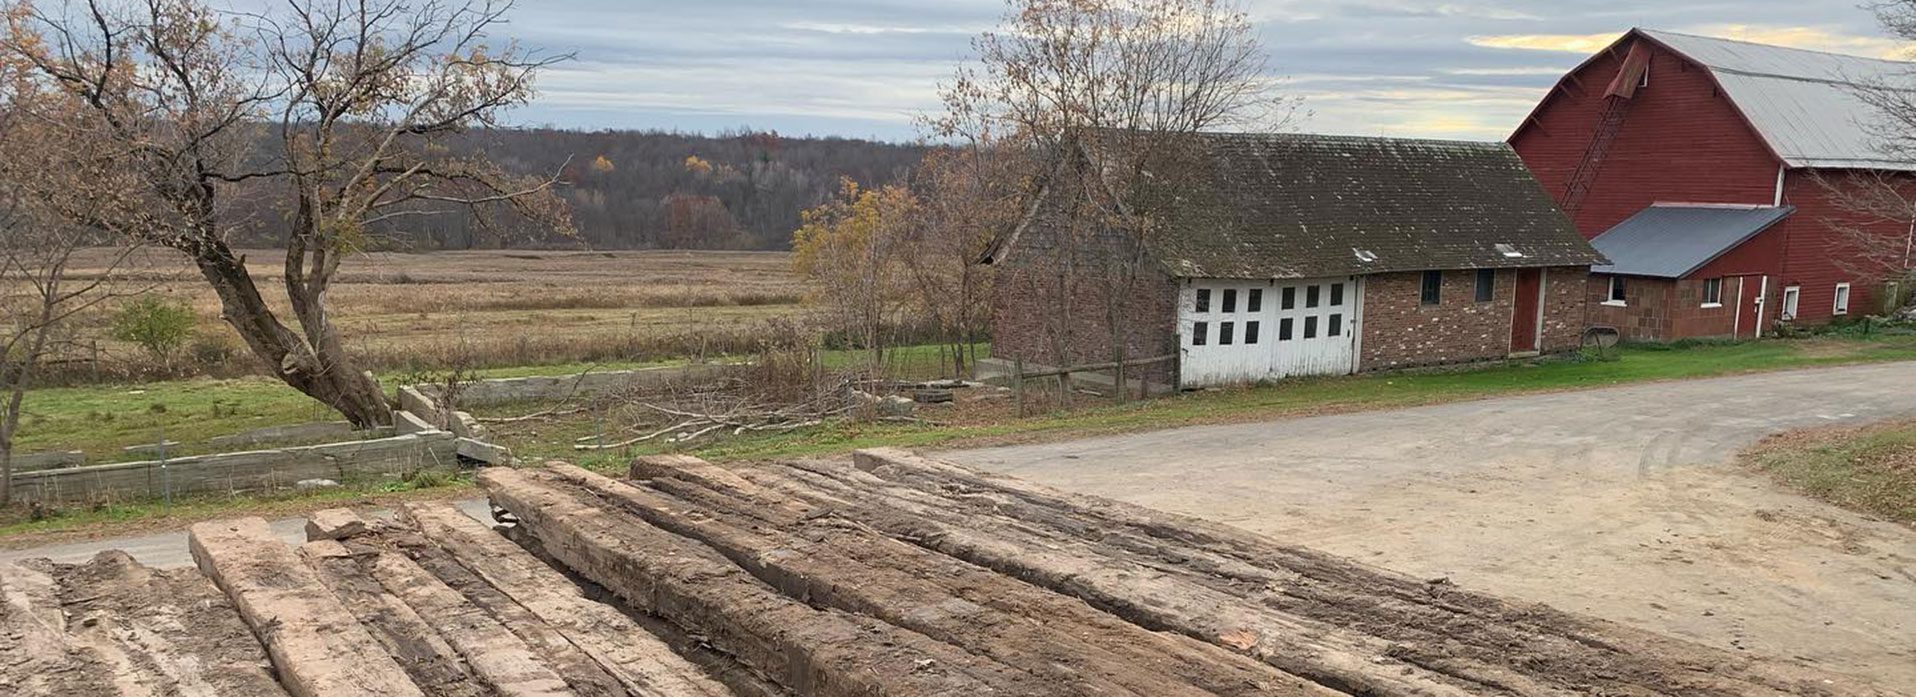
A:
[111,297,198,367]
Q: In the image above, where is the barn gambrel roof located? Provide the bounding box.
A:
[1524,28,1916,172]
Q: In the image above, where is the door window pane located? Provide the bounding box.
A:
[1192,322,1208,345]
[1222,289,1238,313]
[1279,318,1294,341]
[1219,322,1235,345]
[1245,321,1261,345]
[1306,286,1322,308]
[1196,289,1211,313]
[1304,316,1319,339]
[1281,287,1296,310]
[1330,283,1345,306]
[1329,313,1343,337]
[1248,289,1263,312]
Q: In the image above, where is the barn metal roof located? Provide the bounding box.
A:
[1639,29,1916,171]
[1590,203,1794,278]
[1136,132,1604,279]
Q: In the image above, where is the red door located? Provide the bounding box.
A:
[1736,275,1768,339]
[1511,268,1543,354]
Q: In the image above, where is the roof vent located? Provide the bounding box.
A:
[1354,248,1378,263]
[1496,244,1525,258]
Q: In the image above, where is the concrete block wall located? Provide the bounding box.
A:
[8,432,459,505]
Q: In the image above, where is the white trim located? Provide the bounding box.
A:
[1700,303,1724,309]
[1350,276,1366,374]
[1773,166,1786,208]
[1602,300,1629,307]
[1756,276,1769,339]
[1733,277,1745,337]
[1533,269,1549,352]
[1833,282,1852,315]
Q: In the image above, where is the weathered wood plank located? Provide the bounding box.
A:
[363,546,576,697]
[56,551,286,697]
[581,460,1331,697]
[188,517,426,697]
[0,561,121,696]
[477,466,1043,697]
[400,502,740,697]
[297,540,487,697]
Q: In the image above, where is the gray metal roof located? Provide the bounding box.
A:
[1641,29,1916,171]
[1590,204,1794,278]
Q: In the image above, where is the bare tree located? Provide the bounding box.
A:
[0,0,570,428]
[792,179,915,373]
[934,0,1292,399]
[904,144,1029,377]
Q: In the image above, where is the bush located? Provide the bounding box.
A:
[111,297,199,367]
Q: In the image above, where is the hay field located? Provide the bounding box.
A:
[54,248,810,378]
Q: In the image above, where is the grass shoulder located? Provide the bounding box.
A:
[1742,419,1916,525]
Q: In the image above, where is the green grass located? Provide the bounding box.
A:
[0,471,473,541]
[1744,419,1916,524]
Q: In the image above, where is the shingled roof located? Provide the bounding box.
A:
[1107,132,1602,279]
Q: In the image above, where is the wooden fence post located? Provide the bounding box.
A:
[1013,358,1025,418]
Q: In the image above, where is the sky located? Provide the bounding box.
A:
[499,0,1903,143]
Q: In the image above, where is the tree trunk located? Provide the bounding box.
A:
[188,242,392,429]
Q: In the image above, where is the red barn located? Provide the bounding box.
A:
[1511,28,1916,341]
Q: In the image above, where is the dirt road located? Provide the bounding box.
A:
[944,362,1916,689]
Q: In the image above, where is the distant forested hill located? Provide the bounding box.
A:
[228,129,926,251]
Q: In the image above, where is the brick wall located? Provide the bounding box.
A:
[1541,267,1590,352]
[990,262,1180,386]
[1361,269,1501,371]
[1587,273,1675,341]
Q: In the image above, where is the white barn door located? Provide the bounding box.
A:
[1178,277,1360,388]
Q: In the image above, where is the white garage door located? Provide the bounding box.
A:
[1179,277,1359,387]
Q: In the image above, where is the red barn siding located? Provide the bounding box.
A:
[1514,32,1915,339]
[1512,38,1781,240]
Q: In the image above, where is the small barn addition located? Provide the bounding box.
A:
[987,132,1603,390]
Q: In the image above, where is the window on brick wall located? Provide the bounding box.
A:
[1606,276,1627,305]
[1475,269,1495,302]
[1420,271,1442,305]
[1702,278,1723,307]
[1834,283,1851,315]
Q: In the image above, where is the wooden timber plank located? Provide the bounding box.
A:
[364,547,576,697]
[476,466,1044,697]
[297,540,488,697]
[561,461,1331,697]
[400,502,739,697]
[188,517,426,697]
[0,561,121,696]
[56,551,286,697]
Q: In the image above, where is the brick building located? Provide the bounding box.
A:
[1511,29,1916,342]
[985,132,1602,390]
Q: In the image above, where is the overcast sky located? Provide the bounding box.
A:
[501,1,1901,143]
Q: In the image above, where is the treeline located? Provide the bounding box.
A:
[223,129,927,251]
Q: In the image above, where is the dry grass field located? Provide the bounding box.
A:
[54,248,811,379]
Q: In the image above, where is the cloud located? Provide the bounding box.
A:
[1440,66,1568,76]
[1685,24,1911,59]
[1465,32,1623,53]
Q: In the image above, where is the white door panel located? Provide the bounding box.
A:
[1179,277,1359,388]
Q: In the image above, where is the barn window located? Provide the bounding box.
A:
[1330,283,1345,306]
[1606,276,1627,305]
[1304,316,1319,339]
[1219,322,1235,345]
[1192,322,1208,346]
[1245,321,1261,345]
[1781,286,1801,320]
[1329,314,1343,337]
[1421,271,1443,305]
[1248,289,1263,312]
[1281,287,1297,310]
[1475,269,1496,302]
[1306,285,1322,308]
[1834,283,1852,315]
[1701,278,1723,307]
[1223,289,1238,313]
[1196,289,1211,313]
[1279,318,1294,341]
